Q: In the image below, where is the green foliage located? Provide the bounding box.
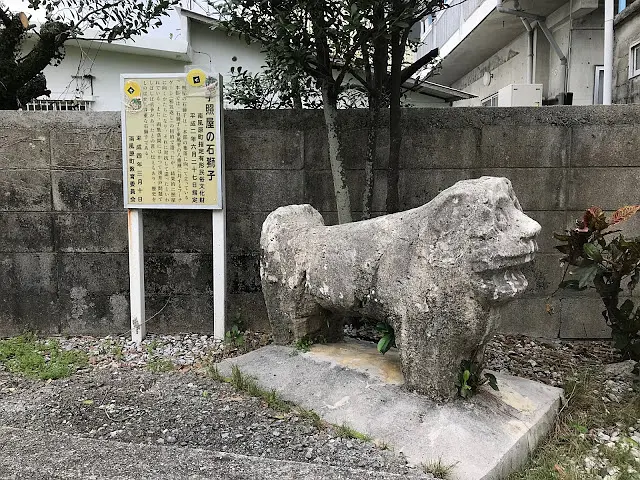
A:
[554,206,640,364]
[145,339,160,356]
[376,322,395,354]
[224,324,245,347]
[207,364,226,382]
[209,365,291,413]
[0,334,88,380]
[217,0,445,219]
[334,423,372,442]
[421,458,456,479]
[294,336,313,353]
[508,370,640,479]
[294,407,326,430]
[455,360,498,399]
[146,357,175,373]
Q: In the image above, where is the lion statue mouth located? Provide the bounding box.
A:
[476,239,538,301]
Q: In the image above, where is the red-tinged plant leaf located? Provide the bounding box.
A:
[587,206,603,217]
[581,206,608,231]
[554,464,567,479]
[609,205,640,226]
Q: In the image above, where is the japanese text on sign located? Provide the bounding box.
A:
[121,73,221,209]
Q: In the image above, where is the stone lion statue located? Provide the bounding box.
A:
[260,177,540,401]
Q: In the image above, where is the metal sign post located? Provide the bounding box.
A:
[120,71,226,344]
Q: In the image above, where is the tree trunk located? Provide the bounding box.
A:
[387,30,403,214]
[291,77,303,109]
[362,96,380,220]
[322,85,352,224]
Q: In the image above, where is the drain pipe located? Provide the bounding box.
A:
[603,0,614,104]
[521,18,534,83]
[497,0,568,92]
[538,21,569,93]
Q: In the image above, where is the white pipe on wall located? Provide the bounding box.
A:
[522,18,534,84]
[497,0,568,93]
[603,0,614,105]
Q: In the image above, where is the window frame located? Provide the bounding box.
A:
[629,39,640,79]
[481,93,498,107]
[593,65,605,105]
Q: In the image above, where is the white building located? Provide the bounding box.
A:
[20,1,472,111]
[416,0,635,106]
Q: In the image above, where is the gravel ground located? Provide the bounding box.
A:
[0,330,638,479]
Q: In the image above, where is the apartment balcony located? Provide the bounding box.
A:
[418,0,569,85]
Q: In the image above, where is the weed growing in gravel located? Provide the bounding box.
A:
[0,334,88,380]
[294,407,326,430]
[207,365,226,382]
[509,369,640,479]
[146,357,175,373]
[208,365,291,413]
[111,344,124,361]
[224,325,245,347]
[421,458,455,479]
[294,336,313,353]
[145,339,160,356]
[334,423,372,442]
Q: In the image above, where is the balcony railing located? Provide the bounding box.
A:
[417,0,486,59]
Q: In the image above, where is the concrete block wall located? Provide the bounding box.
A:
[2,106,640,339]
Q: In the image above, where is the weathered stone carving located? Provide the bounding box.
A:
[260,177,541,401]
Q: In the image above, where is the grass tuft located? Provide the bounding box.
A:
[295,406,327,430]
[421,458,456,479]
[146,357,175,373]
[334,422,372,442]
[0,334,88,380]
[508,368,640,480]
[208,364,291,413]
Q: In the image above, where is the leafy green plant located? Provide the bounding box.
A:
[455,360,498,399]
[146,357,174,373]
[0,334,88,380]
[145,339,159,356]
[224,325,245,347]
[554,206,640,367]
[294,336,313,353]
[376,322,396,355]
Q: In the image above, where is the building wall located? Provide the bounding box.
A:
[450,32,529,106]
[2,107,640,340]
[188,21,266,79]
[23,18,268,112]
[450,5,604,106]
[32,44,189,112]
[613,3,640,103]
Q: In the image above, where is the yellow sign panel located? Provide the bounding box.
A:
[121,73,222,209]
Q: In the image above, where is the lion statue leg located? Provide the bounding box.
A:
[260,205,344,344]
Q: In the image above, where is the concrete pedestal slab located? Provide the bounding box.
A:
[216,339,564,480]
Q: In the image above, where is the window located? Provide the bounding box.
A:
[619,0,638,14]
[26,99,92,111]
[630,40,640,78]
[481,93,498,107]
[594,66,604,104]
